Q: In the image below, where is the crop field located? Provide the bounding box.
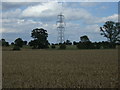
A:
[2,49,119,88]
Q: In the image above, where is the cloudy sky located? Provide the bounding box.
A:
[1,1,119,43]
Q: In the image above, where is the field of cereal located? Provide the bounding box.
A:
[2,49,118,88]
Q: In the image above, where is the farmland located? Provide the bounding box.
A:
[2,49,118,88]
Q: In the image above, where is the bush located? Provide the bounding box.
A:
[29,40,49,49]
[13,46,20,51]
[59,44,66,49]
[51,44,56,49]
[77,42,94,49]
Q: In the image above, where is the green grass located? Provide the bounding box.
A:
[49,45,77,50]
[2,45,78,51]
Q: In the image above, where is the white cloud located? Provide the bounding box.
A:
[63,8,92,21]
[0,28,18,33]
[85,14,118,24]
[66,23,100,34]
[99,14,118,22]
[21,2,118,24]
[3,2,118,25]
[2,18,43,33]
[2,9,22,19]
[22,2,61,17]
[21,1,93,23]
[84,24,100,32]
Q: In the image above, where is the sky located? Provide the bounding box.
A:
[1,1,119,44]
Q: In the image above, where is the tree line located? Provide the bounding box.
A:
[0,21,120,50]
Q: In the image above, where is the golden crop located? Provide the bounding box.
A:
[2,49,118,88]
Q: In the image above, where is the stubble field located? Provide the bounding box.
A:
[2,49,119,88]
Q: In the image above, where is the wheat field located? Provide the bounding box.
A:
[2,49,118,88]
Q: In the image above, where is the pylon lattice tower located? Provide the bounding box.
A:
[56,12,66,43]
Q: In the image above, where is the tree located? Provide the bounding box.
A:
[23,41,27,45]
[29,40,37,49]
[30,28,49,49]
[14,38,24,47]
[5,42,9,46]
[77,36,94,49]
[100,21,120,44]
[51,44,56,49]
[59,44,66,49]
[73,41,79,45]
[1,39,6,46]
[0,39,9,46]
[0,40,1,46]
[11,42,14,45]
[80,35,90,43]
[77,41,94,49]
[65,40,72,45]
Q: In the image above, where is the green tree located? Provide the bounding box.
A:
[51,44,56,49]
[77,42,94,49]
[11,42,14,45]
[73,41,79,45]
[80,35,90,43]
[77,36,94,49]
[65,40,72,45]
[29,40,37,49]
[23,41,27,45]
[100,21,120,44]
[1,39,6,46]
[14,38,23,47]
[0,39,9,46]
[30,28,49,49]
[59,44,66,49]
